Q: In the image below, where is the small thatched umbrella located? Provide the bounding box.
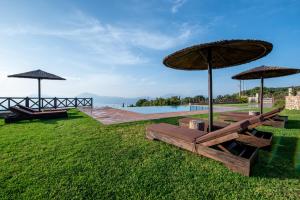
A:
[8,69,66,111]
[163,39,272,132]
[232,66,300,114]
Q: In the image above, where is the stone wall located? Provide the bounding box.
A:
[285,96,300,110]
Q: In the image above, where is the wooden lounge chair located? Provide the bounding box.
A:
[146,121,259,176]
[5,106,68,123]
[18,105,67,112]
[178,116,272,148]
[218,107,287,128]
[260,108,288,128]
[16,105,39,113]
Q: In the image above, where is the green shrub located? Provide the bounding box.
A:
[239,97,248,103]
[274,99,285,108]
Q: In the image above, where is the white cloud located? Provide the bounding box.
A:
[171,0,187,13]
[0,10,203,98]
[0,10,193,66]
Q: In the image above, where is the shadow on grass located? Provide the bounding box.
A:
[40,115,83,124]
[2,112,83,125]
[108,116,186,128]
[151,117,183,125]
[253,136,300,179]
[286,120,300,129]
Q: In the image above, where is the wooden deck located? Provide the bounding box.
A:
[79,106,242,125]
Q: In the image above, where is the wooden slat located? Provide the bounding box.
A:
[201,133,239,147]
[235,134,271,148]
[217,144,231,154]
[239,148,247,157]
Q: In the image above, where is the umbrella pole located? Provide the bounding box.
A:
[260,77,264,114]
[239,80,241,97]
[38,78,41,112]
[207,49,213,132]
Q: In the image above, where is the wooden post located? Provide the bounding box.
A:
[38,78,41,111]
[241,80,245,96]
[260,77,264,114]
[91,98,93,108]
[54,97,57,109]
[75,97,78,108]
[25,97,29,107]
[8,98,11,108]
[207,48,213,132]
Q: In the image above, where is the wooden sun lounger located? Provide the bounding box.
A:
[218,108,287,128]
[16,105,38,113]
[260,108,288,128]
[5,106,68,123]
[18,105,67,112]
[146,122,258,176]
[178,116,272,148]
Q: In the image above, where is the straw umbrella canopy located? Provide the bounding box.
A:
[163,39,273,132]
[8,69,66,111]
[232,66,300,114]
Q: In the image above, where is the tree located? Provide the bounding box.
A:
[136,99,148,106]
[169,96,181,106]
[134,85,300,107]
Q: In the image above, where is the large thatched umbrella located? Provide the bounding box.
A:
[163,39,272,132]
[8,69,66,111]
[232,66,300,114]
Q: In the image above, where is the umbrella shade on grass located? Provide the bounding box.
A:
[163,39,273,132]
[8,69,66,111]
[232,65,300,114]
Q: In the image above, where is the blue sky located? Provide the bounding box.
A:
[0,0,300,98]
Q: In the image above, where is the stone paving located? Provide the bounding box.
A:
[79,106,242,125]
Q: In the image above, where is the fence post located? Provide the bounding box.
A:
[75,97,78,108]
[25,97,29,107]
[54,97,57,109]
[8,98,11,108]
[91,98,93,108]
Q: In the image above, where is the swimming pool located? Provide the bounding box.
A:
[120,105,208,114]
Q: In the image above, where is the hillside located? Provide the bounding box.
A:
[241,85,300,99]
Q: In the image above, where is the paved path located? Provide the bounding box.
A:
[79,106,242,125]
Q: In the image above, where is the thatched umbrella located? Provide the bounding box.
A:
[232,66,300,114]
[163,39,272,132]
[8,69,66,111]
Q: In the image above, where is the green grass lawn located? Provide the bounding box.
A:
[0,109,299,199]
[214,103,250,107]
